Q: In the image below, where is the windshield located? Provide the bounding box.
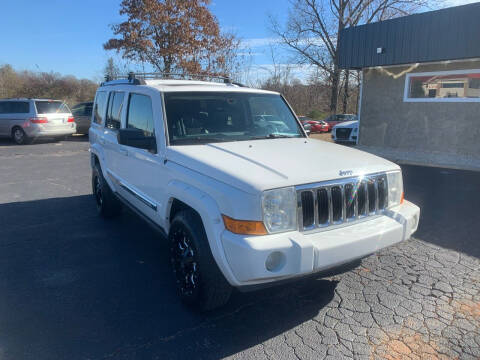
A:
[336,114,356,121]
[35,101,70,114]
[164,92,304,145]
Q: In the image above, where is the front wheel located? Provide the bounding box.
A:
[169,210,232,311]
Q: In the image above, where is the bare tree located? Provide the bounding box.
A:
[0,64,97,107]
[104,57,120,79]
[104,0,240,77]
[271,0,438,114]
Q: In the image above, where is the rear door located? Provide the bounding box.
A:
[114,90,167,227]
[0,101,31,136]
[102,91,127,189]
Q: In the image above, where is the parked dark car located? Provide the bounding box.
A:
[71,102,93,134]
[324,114,357,130]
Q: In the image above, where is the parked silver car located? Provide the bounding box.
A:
[71,101,93,134]
[0,99,76,144]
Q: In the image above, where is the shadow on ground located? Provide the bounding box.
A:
[0,134,88,147]
[402,164,480,258]
[1,164,479,359]
[0,195,336,359]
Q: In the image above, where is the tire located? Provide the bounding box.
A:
[11,127,31,145]
[91,163,122,218]
[169,210,232,311]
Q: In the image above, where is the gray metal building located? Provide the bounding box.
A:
[339,3,480,171]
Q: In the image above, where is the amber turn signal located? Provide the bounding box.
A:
[222,215,268,236]
[400,192,405,204]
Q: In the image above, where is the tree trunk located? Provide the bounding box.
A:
[330,10,345,114]
[342,69,350,113]
[329,64,340,114]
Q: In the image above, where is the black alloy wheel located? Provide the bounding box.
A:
[170,227,200,299]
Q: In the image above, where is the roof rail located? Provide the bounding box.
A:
[102,72,233,86]
[102,73,146,86]
[0,97,32,101]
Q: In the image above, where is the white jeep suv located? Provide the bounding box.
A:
[89,74,420,310]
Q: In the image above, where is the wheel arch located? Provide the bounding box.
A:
[165,180,238,286]
[89,144,117,192]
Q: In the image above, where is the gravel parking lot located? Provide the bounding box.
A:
[309,132,334,143]
[0,137,479,360]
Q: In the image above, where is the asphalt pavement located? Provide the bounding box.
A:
[0,136,479,359]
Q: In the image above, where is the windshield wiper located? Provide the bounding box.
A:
[171,136,234,145]
[252,134,301,140]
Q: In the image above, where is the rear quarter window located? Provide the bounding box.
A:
[105,92,125,130]
[93,92,107,125]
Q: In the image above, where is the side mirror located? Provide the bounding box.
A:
[117,128,157,153]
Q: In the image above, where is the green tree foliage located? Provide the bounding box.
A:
[308,109,326,120]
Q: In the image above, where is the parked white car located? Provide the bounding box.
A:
[89,75,420,310]
[332,120,358,143]
[0,98,76,144]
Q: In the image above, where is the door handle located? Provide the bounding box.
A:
[119,148,128,156]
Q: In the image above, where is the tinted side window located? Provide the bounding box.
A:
[0,102,12,114]
[12,102,30,113]
[93,92,107,125]
[126,93,154,136]
[72,104,85,117]
[85,103,93,117]
[0,101,29,114]
[105,92,124,130]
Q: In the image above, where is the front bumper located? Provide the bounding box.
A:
[221,200,419,287]
[332,132,357,142]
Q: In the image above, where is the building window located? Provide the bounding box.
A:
[404,69,480,102]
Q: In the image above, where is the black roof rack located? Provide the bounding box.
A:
[102,72,235,86]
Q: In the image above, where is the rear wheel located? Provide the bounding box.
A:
[169,210,232,311]
[11,127,31,145]
[92,163,122,218]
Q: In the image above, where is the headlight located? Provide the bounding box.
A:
[387,171,404,208]
[262,187,297,233]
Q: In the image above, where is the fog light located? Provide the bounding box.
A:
[412,215,418,231]
[265,251,286,272]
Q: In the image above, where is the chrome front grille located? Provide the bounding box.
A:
[297,173,389,232]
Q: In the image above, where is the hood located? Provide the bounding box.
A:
[334,120,358,129]
[166,138,399,195]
